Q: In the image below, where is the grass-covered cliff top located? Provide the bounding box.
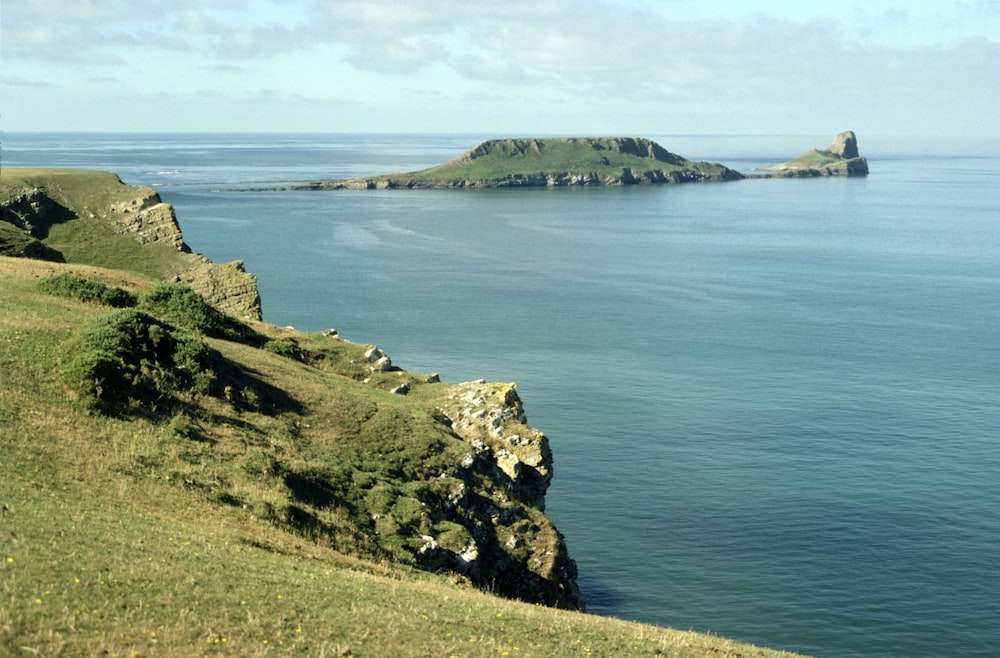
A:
[302,137,744,189]
[1,168,194,277]
[0,168,810,657]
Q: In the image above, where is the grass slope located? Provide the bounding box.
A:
[758,147,868,177]
[413,138,691,180]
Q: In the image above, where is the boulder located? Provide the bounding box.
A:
[828,130,860,158]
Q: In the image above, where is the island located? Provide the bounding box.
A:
[283,132,868,190]
[295,136,745,189]
[758,130,869,177]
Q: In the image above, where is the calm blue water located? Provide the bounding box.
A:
[5,133,1000,658]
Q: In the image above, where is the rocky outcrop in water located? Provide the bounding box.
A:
[759,130,869,177]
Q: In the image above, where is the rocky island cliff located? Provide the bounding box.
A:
[297,136,745,189]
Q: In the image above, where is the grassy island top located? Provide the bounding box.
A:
[300,137,744,189]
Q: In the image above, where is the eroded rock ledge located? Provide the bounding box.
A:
[429,378,580,608]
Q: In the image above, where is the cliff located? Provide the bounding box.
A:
[0,168,261,320]
[0,167,581,610]
[759,130,869,177]
[299,137,744,189]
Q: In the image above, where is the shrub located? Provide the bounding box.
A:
[263,338,302,359]
[37,272,137,308]
[137,281,245,340]
[60,308,216,415]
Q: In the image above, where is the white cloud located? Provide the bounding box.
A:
[2,0,998,134]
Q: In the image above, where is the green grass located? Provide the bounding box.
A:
[782,149,841,166]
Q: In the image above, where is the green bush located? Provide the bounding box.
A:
[137,281,251,341]
[263,338,302,359]
[37,272,137,308]
[60,308,217,415]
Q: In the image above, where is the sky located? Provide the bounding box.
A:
[2,0,999,136]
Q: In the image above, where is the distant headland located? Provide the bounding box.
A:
[284,131,867,190]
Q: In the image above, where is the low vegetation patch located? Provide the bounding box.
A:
[37,272,137,308]
[137,280,266,346]
[59,308,217,416]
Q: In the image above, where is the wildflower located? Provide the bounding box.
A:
[5,557,12,563]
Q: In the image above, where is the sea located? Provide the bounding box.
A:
[4,132,999,658]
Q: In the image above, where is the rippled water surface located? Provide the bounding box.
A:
[6,133,1000,657]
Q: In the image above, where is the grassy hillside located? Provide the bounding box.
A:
[0,169,810,656]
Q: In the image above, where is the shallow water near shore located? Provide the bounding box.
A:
[6,132,1000,658]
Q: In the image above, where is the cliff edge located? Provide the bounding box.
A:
[1,169,261,320]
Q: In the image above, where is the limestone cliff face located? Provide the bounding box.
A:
[174,258,262,321]
[104,186,264,320]
[105,188,190,251]
[417,378,581,609]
